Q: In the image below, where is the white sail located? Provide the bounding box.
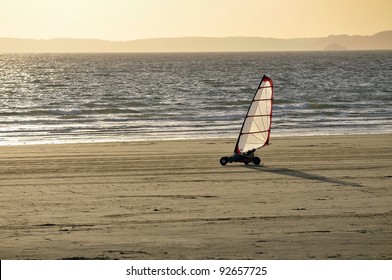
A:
[234,75,273,154]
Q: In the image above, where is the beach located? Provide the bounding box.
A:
[0,133,391,260]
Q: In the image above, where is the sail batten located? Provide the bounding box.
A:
[246,114,271,117]
[240,130,270,135]
[234,75,273,154]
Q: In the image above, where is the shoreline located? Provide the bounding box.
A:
[1,130,391,147]
[1,133,391,259]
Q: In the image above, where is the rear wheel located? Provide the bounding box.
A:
[253,157,261,165]
[220,157,228,166]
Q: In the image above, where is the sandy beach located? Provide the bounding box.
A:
[0,134,391,260]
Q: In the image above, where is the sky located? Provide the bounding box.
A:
[1,0,391,40]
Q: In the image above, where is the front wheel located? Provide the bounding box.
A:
[220,157,228,166]
[253,157,261,165]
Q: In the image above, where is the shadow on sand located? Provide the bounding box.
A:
[244,165,363,188]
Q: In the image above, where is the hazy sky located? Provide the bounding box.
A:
[1,0,391,40]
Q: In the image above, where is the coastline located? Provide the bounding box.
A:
[0,133,391,259]
[2,130,391,147]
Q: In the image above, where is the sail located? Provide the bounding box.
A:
[234,75,273,154]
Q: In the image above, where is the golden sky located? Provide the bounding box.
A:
[1,0,391,40]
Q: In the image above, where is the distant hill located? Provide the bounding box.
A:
[1,31,391,53]
[324,43,347,51]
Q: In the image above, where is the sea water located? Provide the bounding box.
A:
[0,51,391,145]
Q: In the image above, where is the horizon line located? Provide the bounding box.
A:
[2,30,391,42]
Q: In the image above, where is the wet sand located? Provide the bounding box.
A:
[0,134,391,259]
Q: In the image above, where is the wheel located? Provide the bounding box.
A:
[244,161,249,165]
[253,157,261,165]
[220,157,228,166]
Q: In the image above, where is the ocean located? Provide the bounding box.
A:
[0,51,391,145]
